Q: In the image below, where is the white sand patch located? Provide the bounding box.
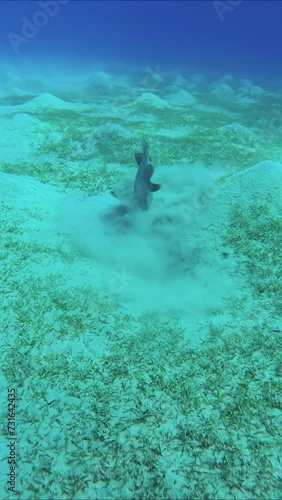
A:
[165,88,196,106]
[209,160,282,225]
[0,113,48,163]
[23,92,74,110]
[131,92,172,110]
[0,92,93,116]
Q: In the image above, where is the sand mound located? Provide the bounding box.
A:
[209,161,282,227]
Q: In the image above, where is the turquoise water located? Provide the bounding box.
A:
[1,2,282,499]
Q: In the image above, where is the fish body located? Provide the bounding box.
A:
[134,141,161,210]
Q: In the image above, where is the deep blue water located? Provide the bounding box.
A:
[2,0,282,85]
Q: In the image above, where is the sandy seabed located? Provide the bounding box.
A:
[1,62,282,499]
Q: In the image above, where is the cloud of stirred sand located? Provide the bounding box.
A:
[59,163,238,319]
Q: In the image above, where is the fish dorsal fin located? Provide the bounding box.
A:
[149,182,162,192]
[135,153,142,166]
